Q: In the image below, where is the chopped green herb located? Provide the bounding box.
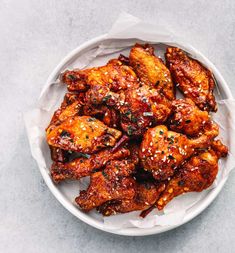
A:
[87,117,96,122]
[185,119,191,124]
[102,170,109,178]
[67,74,77,81]
[178,180,185,186]
[102,95,112,102]
[85,135,89,139]
[168,155,174,160]
[127,125,135,136]
[131,115,138,123]
[60,130,71,138]
[159,130,164,135]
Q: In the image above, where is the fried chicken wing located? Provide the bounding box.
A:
[166,47,217,111]
[46,93,84,133]
[51,147,130,183]
[168,98,210,136]
[75,160,136,212]
[129,44,175,100]
[46,116,122,153]
[61,59,138,92]
[98,182,165,216]
[117,85,172,136]
[157,140,228,210]
[139,124,219,180]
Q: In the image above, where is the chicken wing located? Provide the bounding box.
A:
[129,44,175,100]
[168,98,210,136]
[157,140,228,210]
[46,93,84,133]
[61,59,138,92]
[46,116,122,153]
[75,160,136,212]
[117,85,172,136]
[98,182,165,216]
[166,47,217,112]
[51,147,130,183]
[139,123,219,180]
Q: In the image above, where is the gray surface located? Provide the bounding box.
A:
[0,0,235,252]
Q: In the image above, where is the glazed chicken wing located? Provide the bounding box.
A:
[139,124,219,180]
[166,47,217,111]
[98,182,165,216]
[75,160,136,212]
[117,85,172,136]
[46,93,84,133]
[157,140,228,210]
[168,98,210,136]
[61,59,138,92]
[46,116,122,153]
[51,147,130,183]
[129,44,175,100]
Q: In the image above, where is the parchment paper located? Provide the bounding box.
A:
[24,13,235,230]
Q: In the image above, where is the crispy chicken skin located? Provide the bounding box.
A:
[75,160,136,212]
[129,44,175,100]
[98,182,165,216]
[51,147,130,183]
[139,124,219,180]
[157,140,228,210]
[166,47,217,112]
[117,85,172,136]
[46,93,84,133]
[46,116,122,153]
[83,103,120,128]
[168,98,210,136]
[61,59,138,92]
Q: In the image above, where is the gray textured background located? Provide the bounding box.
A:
[0,0,235,252]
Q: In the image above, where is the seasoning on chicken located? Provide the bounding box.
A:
[83,103,120,128]
[46,93,84,133]
[118,85,172,136]
[139,124,219,180]
[166,47,217,112]
[157,140,228,210]
[98,182,165,216]
[46,116,122,153]
[51,147,130,183]
[168,98,210,136]
[61,59,138,92]
[75,160,136,212]
[129,44,175,100]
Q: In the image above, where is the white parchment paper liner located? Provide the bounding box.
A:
[24,13,235,230]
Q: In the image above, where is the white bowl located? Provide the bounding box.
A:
[41,34,233,236]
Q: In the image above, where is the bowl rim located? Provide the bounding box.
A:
[40,34,233,236]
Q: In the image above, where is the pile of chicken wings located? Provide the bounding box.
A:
[46,44,228,217]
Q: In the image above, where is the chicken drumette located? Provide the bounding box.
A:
[166,47,217,112]
[51,147,130,183]
[129,44,175,100]
[157,140,228,210]
[98,181,166,216]
[139,124,219,180]
[75,160,136,212]
[116,85,172,136]
[168,98,210,137]
[46,116,122,153]
[61,59,138,92]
